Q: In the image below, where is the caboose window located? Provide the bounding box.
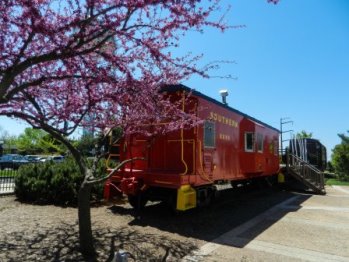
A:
[257,133,263,152]
[204,121,215,148]
[245,132,254,152]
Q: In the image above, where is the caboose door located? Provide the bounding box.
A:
[203,150,214,177]
[202,121,216,178]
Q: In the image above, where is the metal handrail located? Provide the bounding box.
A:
[287,152,325,192]
[289,153,322,173]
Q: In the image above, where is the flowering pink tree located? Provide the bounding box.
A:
[0,0,230,258]
[0,0,278,258]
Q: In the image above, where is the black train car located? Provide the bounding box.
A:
[288,138,327,171]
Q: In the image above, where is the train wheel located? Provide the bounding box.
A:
[197,187,214,207]
[127,194,148,210]
[167,193,179,214]
[212,186,220,200]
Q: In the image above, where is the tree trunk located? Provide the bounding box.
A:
[78,179,95,259]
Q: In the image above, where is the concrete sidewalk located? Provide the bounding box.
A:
[183,186,349,262]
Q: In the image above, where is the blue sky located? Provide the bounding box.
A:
[182,0,349,159]
[1,0,348,159]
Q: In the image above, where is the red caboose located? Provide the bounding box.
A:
[104,85,280,211]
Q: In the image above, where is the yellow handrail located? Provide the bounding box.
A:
[168,139,195,175]
[180,91,188,175]
[197,140,214,183]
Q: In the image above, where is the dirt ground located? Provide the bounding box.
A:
[0,186,294,262]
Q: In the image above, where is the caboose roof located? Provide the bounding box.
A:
[164,84,280,133]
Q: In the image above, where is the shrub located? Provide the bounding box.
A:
[332,132,349,182]
[15,158,105,206]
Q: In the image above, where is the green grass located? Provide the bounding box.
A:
[0,169,18,177]
[326,178,349,186]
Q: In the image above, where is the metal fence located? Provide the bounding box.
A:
[0,169,16,195]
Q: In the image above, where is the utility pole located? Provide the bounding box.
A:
[280,117,293,155]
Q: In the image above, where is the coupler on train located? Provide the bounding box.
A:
[104,177,148,209]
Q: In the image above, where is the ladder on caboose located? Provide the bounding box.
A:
[106,143,121,169]
[286,151,326,195]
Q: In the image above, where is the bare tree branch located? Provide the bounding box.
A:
[86,157,145,185]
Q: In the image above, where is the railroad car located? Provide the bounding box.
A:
[104,85,280,211]
[288,138,327,171]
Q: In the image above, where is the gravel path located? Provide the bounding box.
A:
[0,186,293,261]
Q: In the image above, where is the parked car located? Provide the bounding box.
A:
[40,155,65,163]
[24,155,41,163]
[0,154,29,170]
[50,155,65,163]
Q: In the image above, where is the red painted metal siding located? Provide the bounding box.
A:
[195,97,243,183]
[238,117,279,177]
[109,89,279,190]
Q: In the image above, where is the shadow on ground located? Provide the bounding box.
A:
[0,221,196,262]
[0,183,312,261]
[109,185,311,247]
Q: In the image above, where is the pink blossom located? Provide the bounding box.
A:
[0,0,228,135]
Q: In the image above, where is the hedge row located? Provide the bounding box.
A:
[15,158,105,206]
